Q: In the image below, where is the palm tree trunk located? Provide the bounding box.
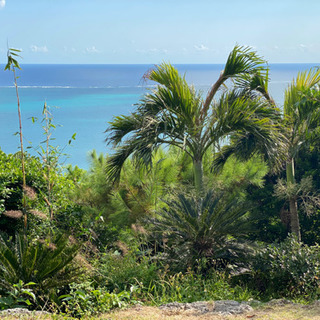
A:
[286,157,301,241]
[202,73,225,121]
[193,157,204,195]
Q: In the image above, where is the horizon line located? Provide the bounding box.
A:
[1,62,319,66]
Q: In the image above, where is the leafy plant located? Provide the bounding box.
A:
[0,232,81,295]
[247,235,320,298]
[59,281,135,317]
[149,190,254,271]
[0,280,36,310]
[106,46,286,194]
[96,248,159,292]
[29,103,77,221]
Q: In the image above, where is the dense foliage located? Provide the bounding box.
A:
[1,45,320,316]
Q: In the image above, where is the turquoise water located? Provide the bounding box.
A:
[0,64,318,169]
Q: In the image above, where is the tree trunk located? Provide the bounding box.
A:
[289,196,301,241]
[193,157,204,195]
[202,73,225,121]
[286,157,301,241]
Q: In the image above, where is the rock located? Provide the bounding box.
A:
[160,300,252,316]
[266,299,295,306]
[248,298,261,306]
[0,308,50,317]
[213,300,253,315]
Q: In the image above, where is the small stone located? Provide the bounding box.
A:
[267,299,295,306]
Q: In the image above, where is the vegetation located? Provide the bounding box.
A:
[1,45,320,318]
[281,68,320,240]
[106,46,287,194]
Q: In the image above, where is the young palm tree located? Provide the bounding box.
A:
[106,45,286,193]
[283,68,320,240]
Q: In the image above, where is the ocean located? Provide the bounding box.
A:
[0,63,318,169]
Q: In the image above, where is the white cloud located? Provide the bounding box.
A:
[299,44,308,52]
[85,46,100,53]
[0,0,5,8]
[194,44,209,51]
[136,48,168,54]
[30,45,48,53]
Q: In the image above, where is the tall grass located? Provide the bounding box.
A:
[137,270,254,305]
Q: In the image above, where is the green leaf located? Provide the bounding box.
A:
[10,48,22,52]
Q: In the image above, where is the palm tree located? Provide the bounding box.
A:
[282,68,320,241]
[106,45,286,193]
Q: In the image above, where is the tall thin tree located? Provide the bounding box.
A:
[5,48,28,230]
[283,68,320,241]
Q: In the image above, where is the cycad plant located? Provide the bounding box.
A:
[149,190,253,271]
[106,45,287,194]
[0,233,81,295]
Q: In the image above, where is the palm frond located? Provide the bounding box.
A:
[223,45,267,79]
[284,67,320,116]
[234,70,273,103]
[147,63,200,120]
[207,96,287,172]
[202,45,268,119]
[284,67,320,156]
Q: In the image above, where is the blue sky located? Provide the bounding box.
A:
[0,0,319,64]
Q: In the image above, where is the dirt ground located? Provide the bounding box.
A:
[1,302,320,319]
[102,303,320,320]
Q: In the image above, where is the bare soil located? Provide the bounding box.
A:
[102,302,320,320]
[2,301,320,319]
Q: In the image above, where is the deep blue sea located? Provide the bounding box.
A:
[0,63,318,169]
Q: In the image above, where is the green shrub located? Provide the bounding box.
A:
[0,280,36,310]
[59,281,135,317]
[0,150,77,236]
[148,190,254,272]
[247,235,320,299]
[97,250,159,292]
[0,232,81,296]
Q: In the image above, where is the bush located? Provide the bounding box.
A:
[0,150,77,236]
[247,235,320,299]
[96,250,159,292]
[0,232,81,296]
[59,281,135,317]
[148,190,254,272]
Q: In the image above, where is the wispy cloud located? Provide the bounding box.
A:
[136,48,168,54]
[194,44,209,51]
[30,45,48,53]
[64,46,76,53]
[299,44,308,52]
[85,46,100,53]
[0,0,5,9]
